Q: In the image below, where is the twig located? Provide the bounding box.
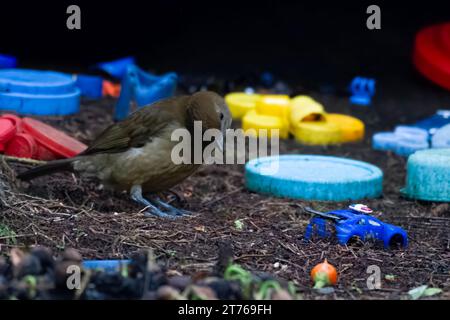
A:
[0,155,47,166]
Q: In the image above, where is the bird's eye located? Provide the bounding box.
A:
[220,113,224,120]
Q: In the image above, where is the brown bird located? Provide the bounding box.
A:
[18,91,232,218]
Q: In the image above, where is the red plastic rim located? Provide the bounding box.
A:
[1,113,22,132]
[5,133,37,159]
[22,117,87,158]
[0,118,16,144]
[413,22,450,91]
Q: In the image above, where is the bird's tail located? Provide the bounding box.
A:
[17,158,76,181]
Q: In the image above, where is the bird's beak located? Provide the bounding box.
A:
[216,134,224,152]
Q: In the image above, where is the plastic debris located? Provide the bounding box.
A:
[245,155,383,201]
[304,205,408,248]
[413,22,450,91]
[349,77,376,106]
[75,74,103,99]
[115,65,177,120]
[1,114,87,160]
[0,54,18,69]
[96,56,136,79]
[432,123,450,148]
[0,69,80,116]
[401,148,450,202]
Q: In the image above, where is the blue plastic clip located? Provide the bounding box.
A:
[96,56,136,79]
[349,77,376,106]
[0,54,17,69]
[114,65,177,121]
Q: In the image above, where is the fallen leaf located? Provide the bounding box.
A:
[408,285,442,300]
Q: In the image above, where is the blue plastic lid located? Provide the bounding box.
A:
[0,54,17,69]
[83,260,130,272]
[245,155,383,201]
[432,124,450,148]
[402,149,450,202]
[0,69,80,115]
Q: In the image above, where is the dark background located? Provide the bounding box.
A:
[1,1,450,91]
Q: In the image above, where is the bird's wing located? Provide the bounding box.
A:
[80,106,174,156]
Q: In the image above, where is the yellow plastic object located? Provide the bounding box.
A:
[255,95,291,119]
[293,113,364,145]
[293,119,341,145]
[326,114,365,143]
[225,92,260,119]
[242,110,289,138]
[290,95,325,131]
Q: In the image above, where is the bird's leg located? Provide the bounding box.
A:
[152,196,192,216]
[130,185,173,218]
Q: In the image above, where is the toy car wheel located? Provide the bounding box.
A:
[347,236,364,246]
[388,234,405,249]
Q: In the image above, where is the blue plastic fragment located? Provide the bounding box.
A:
[96,56,136,79]
[373,126,430,156]
[372,132,399,151]
[0,54,17,69]
[394,126,429,141]
[245,155,383,201]
[395,138,429,156]
[432,124,450,148]
[83,260,130,272]
[0,69,80,115]
[349,77,375,106]
[115,65,177,120]
[75,74,103,99]
[414,109,450,135]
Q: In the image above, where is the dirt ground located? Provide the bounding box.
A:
[0,78,449,299]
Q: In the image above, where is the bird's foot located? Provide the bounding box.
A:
[153,196,192,217]
[130,185,191,219]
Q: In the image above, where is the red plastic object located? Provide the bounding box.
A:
[21,117,87,158]
[0,118,16,144]
[1,114,23,132]
[413,22,450,91]
[102,80,121,98]
[5,133,38,159]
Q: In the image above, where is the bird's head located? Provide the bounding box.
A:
[187,91,232,139]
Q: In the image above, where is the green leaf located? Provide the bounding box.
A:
[423,288,442,297]
[384,274,396,281]
[408,285,428,300]
[408,285,442,299]
[234,219,244,231]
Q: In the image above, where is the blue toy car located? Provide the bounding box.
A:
[304,204,408,248]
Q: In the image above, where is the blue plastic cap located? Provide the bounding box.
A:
[245,155,383,201]
[96,56,136,79]
[0,54,17,69]
[402,149,450,202]
[75,74,103,99]
[0,69,80,115]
